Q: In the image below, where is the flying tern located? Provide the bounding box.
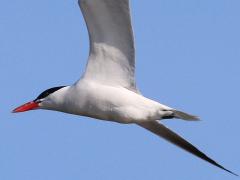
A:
[13,0,237,176]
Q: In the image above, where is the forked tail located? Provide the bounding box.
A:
[172,110,200,121]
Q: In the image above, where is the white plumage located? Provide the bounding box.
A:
[79,0,136,92]
[13,0,237,176]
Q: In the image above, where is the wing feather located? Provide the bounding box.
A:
[78,0,137,92]
[137,121,237,176]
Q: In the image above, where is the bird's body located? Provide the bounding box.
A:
[13,0,237,176]
[41,80,173,123]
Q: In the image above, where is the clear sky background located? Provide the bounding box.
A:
[1,0,239,179]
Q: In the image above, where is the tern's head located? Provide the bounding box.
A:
[12,86,67,113]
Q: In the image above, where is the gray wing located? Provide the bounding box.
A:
[137,121,237,176]
[78,0,137,92]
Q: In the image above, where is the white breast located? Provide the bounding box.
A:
[60,80,166,123]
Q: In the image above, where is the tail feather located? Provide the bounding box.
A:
[173,110,200,121]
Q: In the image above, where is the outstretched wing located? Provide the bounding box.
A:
[137,121,237,176]
[78,0,137,92]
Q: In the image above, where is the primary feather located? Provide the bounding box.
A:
[78,0,137,92]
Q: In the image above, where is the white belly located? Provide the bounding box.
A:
[61,80,168,123]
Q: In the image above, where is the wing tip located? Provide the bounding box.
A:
[137,121,238,176]
[210,159,238,176]
[219,166,238,176]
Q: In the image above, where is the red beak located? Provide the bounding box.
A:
[12,101,39,113]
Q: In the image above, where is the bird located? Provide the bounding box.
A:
[13,0,237,176]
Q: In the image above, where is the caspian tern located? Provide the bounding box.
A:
[13,0,237,176]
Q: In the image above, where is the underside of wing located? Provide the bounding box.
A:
[137,121,237,176]
[78,0,137,92]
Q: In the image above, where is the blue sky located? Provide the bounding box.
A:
[1,0,239,179]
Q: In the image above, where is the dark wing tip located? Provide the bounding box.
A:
[207,156,238,176]
[190,143,238,176]
[217,165,238,177]
[137,121,238,176]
